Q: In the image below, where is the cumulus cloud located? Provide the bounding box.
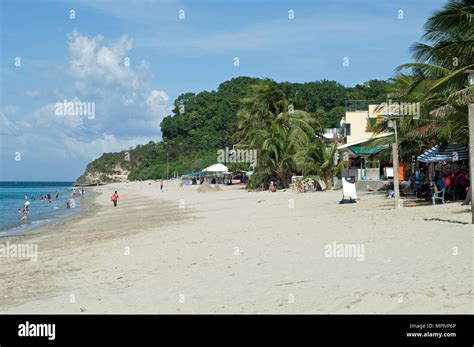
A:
[64,30,169,138]
[1,31,170,179]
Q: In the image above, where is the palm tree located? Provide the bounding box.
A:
[235,80,319,188]
[393,0,474,144]
[295,138,346,190]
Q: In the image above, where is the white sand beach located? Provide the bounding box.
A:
[0,181,472,314]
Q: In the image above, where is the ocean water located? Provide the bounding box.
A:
[0,182,83,237]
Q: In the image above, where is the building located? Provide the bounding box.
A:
[337,104,395,181]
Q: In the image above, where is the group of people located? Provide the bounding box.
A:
[412,167,470,203]
[18,188,84,221]
[71,188,85,198]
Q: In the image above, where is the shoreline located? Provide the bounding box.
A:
[1,180,472,314]
[0,190,97,242]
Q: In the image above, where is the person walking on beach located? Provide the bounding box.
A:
[111,191,119,207]
[160,179,164,192]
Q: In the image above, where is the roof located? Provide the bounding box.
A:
[349,143,387,155]
[418,143,468,163]
[203,163,229,173]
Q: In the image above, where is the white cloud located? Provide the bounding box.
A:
[64,30,169,138]
[68,31,136,87]
[0,111,19,135]
[24,89,41,97]
[146,89,169,115]
[33,100,85,131]
[62,133,153,160]
[1,31,169,180]
[4,105,19,114]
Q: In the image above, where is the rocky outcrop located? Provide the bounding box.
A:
[75,162,130,186]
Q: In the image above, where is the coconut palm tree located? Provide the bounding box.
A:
[372,0,473,167]
[235,80,319,188]
[394,0,474,142]
[295,139,346,190]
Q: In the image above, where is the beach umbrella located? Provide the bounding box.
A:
[417,143,468,163]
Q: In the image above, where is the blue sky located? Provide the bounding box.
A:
[0,0,447,181]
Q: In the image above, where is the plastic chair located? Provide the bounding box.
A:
[431,184,446,205]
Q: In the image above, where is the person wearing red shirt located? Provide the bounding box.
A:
[111,191,119,207]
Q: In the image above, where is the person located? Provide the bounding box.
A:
[160,179,164,192]
[17,208,22,217]
[455,171,469,200]
[414,168,425,197]
[462,187,471,206]
[81,188,85,197]
[269,181,277,192]
[111,191,119,207]
[21,206,28,221]
[55,191,59,199]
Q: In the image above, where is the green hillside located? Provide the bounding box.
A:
[76,76,391,183]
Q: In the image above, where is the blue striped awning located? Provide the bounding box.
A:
[417,143,468,163]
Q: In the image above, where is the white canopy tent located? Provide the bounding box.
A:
[203,163,229,173]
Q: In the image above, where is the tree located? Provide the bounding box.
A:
[295,139,346,190]
[394,0,474,145]
[235,80,319,188]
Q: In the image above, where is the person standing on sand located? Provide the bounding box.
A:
[461,186,471,206]
[111,191,119,207]
[160,179,164,192]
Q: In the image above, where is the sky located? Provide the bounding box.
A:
[0,0,447,181]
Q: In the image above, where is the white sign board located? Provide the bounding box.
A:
[342,178,357,199]
[384,167,394,178]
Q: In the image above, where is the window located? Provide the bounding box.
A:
[344,123,351,136]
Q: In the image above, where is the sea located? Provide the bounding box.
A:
[0,182,83,237]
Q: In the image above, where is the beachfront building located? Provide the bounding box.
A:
[337,104,395,181]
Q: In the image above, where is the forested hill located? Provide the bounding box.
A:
[75,76,391,185]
